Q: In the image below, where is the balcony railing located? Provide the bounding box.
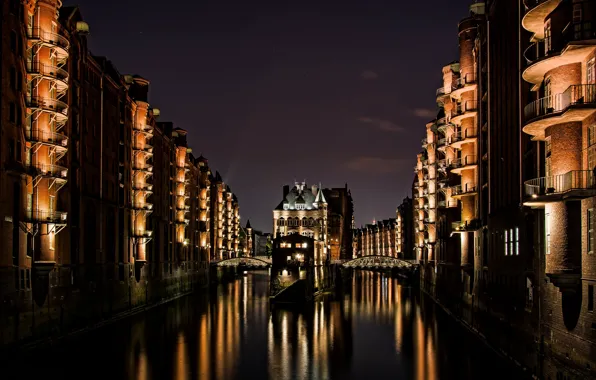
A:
[524,170,595,197]
[451,184,477,196]
[31,163,68,179]
[26,61,68,82]
[452,155,477,168]
[436,87,447,97]
[26,96,68,117]
[26,129,68,147]
[132,203,153,210]
[524,22,595,65]
[524,84,596,122]
[453,100,478,117]
[454,73,476,89]
[24,209,67,223]
[26,28,69,51]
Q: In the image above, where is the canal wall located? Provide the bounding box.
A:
[0,262,209,349]
[420,268,595,380]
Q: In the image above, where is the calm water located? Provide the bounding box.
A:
[15,270,525,380]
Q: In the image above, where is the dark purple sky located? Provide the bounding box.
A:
[64,0,472,232]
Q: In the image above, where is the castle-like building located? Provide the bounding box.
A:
[272,181,355,264]
[273,182,328,264]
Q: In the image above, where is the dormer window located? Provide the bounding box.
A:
[296,203,305,210]
[283,203,289,210]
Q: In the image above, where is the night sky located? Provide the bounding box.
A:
[64,0,472,232]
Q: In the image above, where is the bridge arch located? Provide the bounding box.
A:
[213,257,271,268]
[341,255,415,269]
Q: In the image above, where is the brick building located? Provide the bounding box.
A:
[412,1,596,378]
[0,1,240,346]
[353,219,398,258]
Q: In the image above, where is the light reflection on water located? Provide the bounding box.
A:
[17,270,524,380]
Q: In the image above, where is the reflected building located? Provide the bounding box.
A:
[267,300,353,380]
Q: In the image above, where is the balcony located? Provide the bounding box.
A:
[521,0,562,39]
[421,138,428,148]
[26,96,68,120]
[523,22,596,85]
[523,84,596,139]
[26,129,68,149]
[451,155,477,174]
[451,219,482,233]
[436,86,448,101]
[450,129,477,149]
[450,73,477,99]
[26,61,68,90]
[24,209,67,224]
[26,28,69,59]
[31,163,68,180]
[435,117,449,132]
[523,170,596,205]
[451,184,477,198]
[451,101,478,124]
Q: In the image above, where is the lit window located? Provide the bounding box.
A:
[588,209,594,254]
[515,227,519,256]
[302,243,307,248]
[504,230,509,256]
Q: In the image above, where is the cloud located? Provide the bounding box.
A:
[357,117,404,133]
[345,156,408,174]
[412,108,436,119]
[360,70,379,80]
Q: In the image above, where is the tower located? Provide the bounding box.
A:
[245,219,253,257]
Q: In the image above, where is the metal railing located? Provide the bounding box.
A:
[26,61,68,82]
[436,87,447,97]
[26,28,70,51]
[24,209,67,223]
[451,184,477,196]
[524,22,595,65]
[132,202,153,210]
[454,73,476,89]
[26,96,68,117]
[31,163,68,178]
[26,129,68,146]
[453,100,478,117]
[524,170,595,197]
[524,84,596,122]
[452,155,477,168]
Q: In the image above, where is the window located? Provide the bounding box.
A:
[545,213,551,255]
[514,228,519,255]
[589,285,594,312]
[588,58,595,84]
[588,209,594,254]
[505,230,509,256]
[544,20,552,53]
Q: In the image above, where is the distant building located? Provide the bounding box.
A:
[353,219,398,258]
[273,181,329,264]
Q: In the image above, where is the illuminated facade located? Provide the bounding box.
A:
[520,0,596,376]
[353,219,398,258]
[0,1,236,345]
[272,182,328,264]
[209,171,240,261]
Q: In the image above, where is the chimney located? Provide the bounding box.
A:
[311,184,318,195]
[283,185,290,199]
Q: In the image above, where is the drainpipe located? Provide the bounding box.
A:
[99,73,104,262]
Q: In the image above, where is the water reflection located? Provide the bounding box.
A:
[15,270,524,380]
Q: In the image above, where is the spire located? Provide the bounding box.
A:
[315,184,327,205]
[246,219,252,229]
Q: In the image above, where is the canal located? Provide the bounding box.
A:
[13,270,526,380]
